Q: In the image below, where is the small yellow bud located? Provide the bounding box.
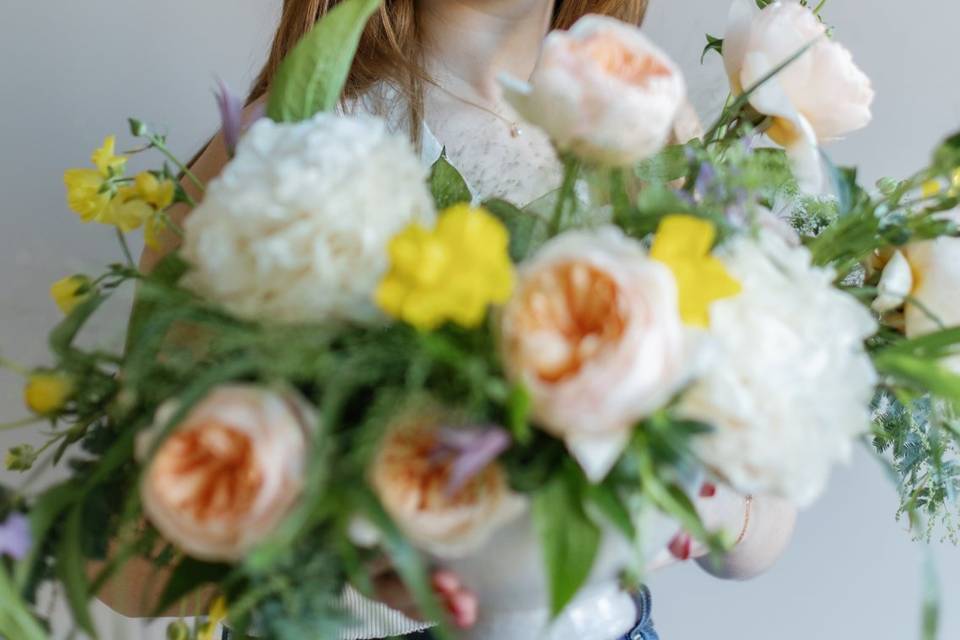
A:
[921,179,942,199]
[50,275,93,315]
[24,372,75,416]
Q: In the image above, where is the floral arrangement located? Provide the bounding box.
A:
[1,1,958,639]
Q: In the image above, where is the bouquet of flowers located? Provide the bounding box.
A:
[1,0,958,638]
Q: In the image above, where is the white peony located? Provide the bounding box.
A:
[182,113,436,324]
[680,234,878,507]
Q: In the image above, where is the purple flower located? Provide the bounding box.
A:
[431,426,511,496]
[0,513,32,560]
[215,78,245,157]
[694,162,718,200]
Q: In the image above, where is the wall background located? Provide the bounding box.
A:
[1,1,958,638]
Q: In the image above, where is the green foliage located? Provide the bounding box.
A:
[483,198,548,262]
[533,468,602,617]
[701,34,723,64]
[430,152,473,210]
[266,0,382,122]
[872,393,960,544]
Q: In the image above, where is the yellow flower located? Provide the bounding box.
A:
[134,172,175,209]
[90,135,127,176]
[198,597,228,640]
[144,211,168,250]
[376,205,515,330]
[24,372,74,416]
[104,186,153,232]
[50,275,93,315]
[64,136,128,222]
[650,214,741,327]
[64,168,111,221]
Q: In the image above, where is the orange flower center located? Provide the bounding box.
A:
[377,426,500,512]
[152,422,264,523]
[516,262,626,383]
[575,33,672,86]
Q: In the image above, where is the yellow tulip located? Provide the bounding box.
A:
[650,214,741,327]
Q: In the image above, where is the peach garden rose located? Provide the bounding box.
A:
[500,227,689,482]
[873,211,960,373]
[137,385,312,562]
[501,14,686,167]
[369,414,526,559]
[723,0,874,190]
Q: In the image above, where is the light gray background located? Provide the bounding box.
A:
[1,1,958,638]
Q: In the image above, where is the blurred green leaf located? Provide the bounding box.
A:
[483,198,548,262]
[534,471,601,617]
[430,153,472,210]
[57,508,97,638]
[266,0,382,122]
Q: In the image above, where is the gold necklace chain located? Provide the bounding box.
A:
[431,82,524,138]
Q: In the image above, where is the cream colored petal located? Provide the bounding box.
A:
[872,250,913,313]
[723,0,756,92]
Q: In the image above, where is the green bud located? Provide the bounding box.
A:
[165,620,190,640]
[876,177,899,196]
[129,118,149,137]
[6,445,38,472]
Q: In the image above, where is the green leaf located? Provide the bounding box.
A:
[356,490,453,640]
[0,565,47,640]
[506,383,533,446]
[16,481,82,590]
[266,0,382,122]
[635,145,690,184]
[701,34,724,64]
[483,198,548,262]
[932,130,960,173]
[584,481,635,539]
[152,556,231,617]
[430,153,472,210]
[57,508,97,638]
[533,472,601,617]
[49,294,107,359]
[874,352,960,404]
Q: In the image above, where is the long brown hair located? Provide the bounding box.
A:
[248,1,649,140]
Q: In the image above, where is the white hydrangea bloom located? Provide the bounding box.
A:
[680,234,878,507]
[182,113,436,324]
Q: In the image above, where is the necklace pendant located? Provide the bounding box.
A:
[509,123,523,138]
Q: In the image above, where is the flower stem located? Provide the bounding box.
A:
[0,355,30,377]
[550,156,581,236]
[115,228,136,269]
[0,417,41,431]
[150,136,205,194]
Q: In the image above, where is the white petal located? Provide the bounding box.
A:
[566,431,631,483]
[872,250,913,313]
[723,0,757,91]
